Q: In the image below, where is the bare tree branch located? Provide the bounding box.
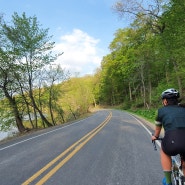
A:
[112,0,169,33]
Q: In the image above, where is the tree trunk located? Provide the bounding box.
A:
[140,63,146,108]
[68,105,77,120]
[49,95,55,125]
[19,84,35,129]
[128,81,132,101]
[28,76,53,127]
[148,78,152,107]
[173,61,182,94]
[29,90,53,127]
[4,89,25,132]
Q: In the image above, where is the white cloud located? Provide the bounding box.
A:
[53,29,104,76]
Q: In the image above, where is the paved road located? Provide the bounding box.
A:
[0,110,163,185]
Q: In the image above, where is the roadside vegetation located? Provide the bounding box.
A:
[0,0,185,135]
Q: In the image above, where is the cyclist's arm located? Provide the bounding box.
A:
[153,125,162,138]
[151,109,162,140]
[151,119,162,140]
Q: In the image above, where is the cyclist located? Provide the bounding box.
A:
[151,88,185,185]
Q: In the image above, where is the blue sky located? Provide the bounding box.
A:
[0,0,129,76]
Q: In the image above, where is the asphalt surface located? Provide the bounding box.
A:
[0,109,163,185]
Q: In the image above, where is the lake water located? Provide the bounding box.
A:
[0,128,18,141]
[0,131,9,140]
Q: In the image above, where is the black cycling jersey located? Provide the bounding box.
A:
[155,105,185,131]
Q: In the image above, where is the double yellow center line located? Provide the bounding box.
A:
[22,111,112,185]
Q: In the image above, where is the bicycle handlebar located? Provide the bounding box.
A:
[152,137,163,151]
[152,140,157,151]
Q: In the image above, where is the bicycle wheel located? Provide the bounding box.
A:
[180,176,185,185]
[172,177,179,185]
[172,171,180,185]
[172,175,185,185]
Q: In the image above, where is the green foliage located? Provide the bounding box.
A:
[2,1,185,133]
[0,108,15,131]
[96,0,185,111]
[0,12,67,132]
[59,75,96,120]
[129,109,157,122]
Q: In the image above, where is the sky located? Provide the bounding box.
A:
[0,0,130,76]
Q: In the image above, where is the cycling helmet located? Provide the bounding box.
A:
[161,88,180,99]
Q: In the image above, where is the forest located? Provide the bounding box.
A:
[99,0,185,106]
[0,0,185,134]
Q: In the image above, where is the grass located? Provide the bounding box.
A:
[126,108,156,123]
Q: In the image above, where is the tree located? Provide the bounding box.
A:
[158,0,185,94]
[113,0,167,34]
[0,17,26,132]
[41,65,70,125]
[96,0,185,109]
[0,12,64,132]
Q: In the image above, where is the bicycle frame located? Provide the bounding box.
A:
[171,155,185,185]
[152,138,185,185]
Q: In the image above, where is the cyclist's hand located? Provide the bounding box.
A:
[151,135,157,141]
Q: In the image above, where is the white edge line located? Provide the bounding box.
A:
[129,114,161,148]
[0,119,84,151]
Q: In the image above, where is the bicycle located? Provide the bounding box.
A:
[152,138,185,185]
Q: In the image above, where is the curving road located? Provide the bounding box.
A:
[0,110,163,185]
